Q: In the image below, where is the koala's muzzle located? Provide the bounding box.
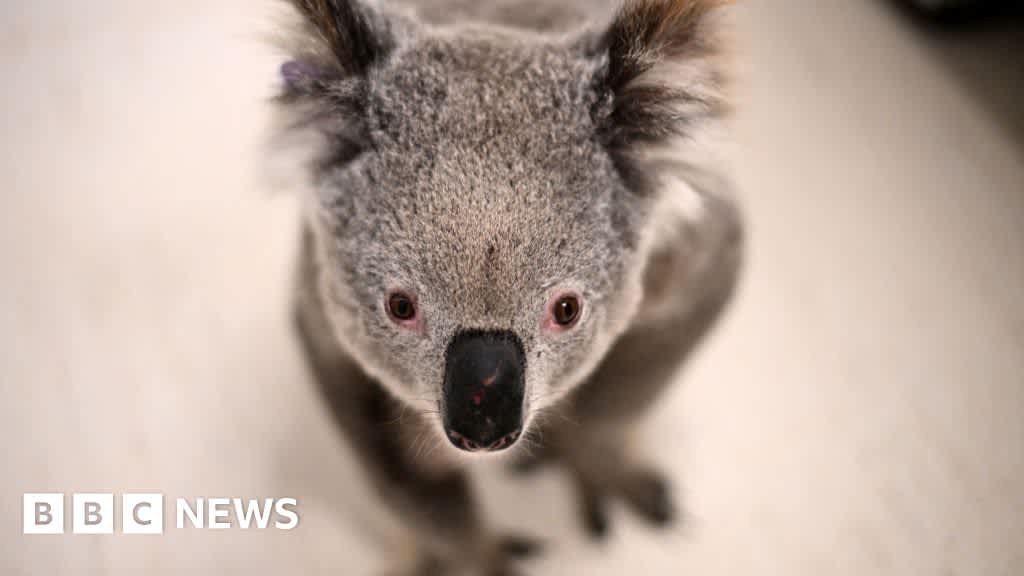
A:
[442,330,525,452]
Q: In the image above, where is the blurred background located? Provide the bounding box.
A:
[1,0,1022,574]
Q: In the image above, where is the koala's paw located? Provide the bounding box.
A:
[620,469,676,527]
[483,533,544,576]
[573,466,678,539]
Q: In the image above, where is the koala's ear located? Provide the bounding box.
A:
[593,0,732,189]
[281,0,393,95]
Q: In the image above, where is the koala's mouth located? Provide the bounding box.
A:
[441,330,526,453]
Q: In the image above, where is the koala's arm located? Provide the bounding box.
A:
[542,186,742,537]
[292,228,536,575]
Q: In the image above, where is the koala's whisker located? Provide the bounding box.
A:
[417,434,436,462]
[380,402,411,426]
[527,388,565,405]
[408,429,430,461]
[553,408,581,427]
[517,429,543,457]
[422,435,445,460]
[513,438,536,461]
[534,400,580,427]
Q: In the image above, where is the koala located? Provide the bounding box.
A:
[275,0,742,574]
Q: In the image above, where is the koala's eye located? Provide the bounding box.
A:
[552,295,581,327]
[387,292,417,323]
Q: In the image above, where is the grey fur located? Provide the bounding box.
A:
[277,0,741,573]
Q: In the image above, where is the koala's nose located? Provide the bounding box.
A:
[442,330,525,452]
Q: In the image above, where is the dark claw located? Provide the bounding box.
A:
[626,472,676,527]
[578,484,610,540]
[583,498,610,540]
[499,534,544,558]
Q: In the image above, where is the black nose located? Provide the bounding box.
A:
[442,330,525,452]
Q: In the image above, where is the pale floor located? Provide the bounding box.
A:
[2,1,1023,575]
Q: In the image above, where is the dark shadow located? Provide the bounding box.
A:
[881,0,1024,153]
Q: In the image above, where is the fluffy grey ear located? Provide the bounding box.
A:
[281,0,394,95]
[593,0,732,192]
[274,0,396,172]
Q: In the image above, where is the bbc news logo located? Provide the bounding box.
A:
[23,494,299,534]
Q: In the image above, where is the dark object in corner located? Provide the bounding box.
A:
[899,0,1023,23]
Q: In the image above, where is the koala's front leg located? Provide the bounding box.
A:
[550,322,709,539]
[552,197,743,539]
[553,310,728,539]
[561,427,675,539]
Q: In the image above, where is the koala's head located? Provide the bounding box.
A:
[277,0,729,454]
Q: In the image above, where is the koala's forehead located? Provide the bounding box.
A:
[328,34,625,303]
[367,34,601,157]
